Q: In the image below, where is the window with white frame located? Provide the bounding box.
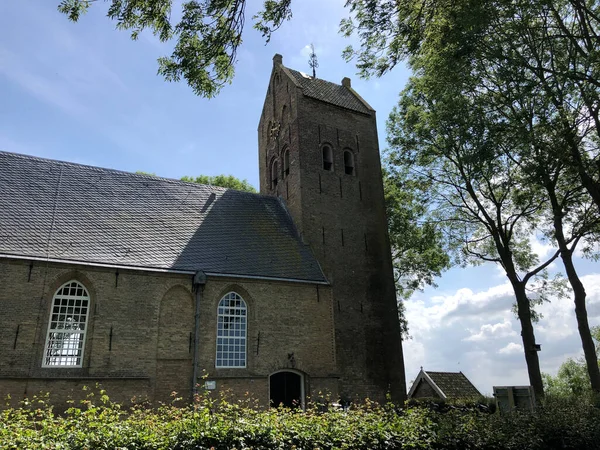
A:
[216,292,247,368]
[43,281,90,368]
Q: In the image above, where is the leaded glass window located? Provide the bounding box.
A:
[43,281,90,367]
[216,292,247,368]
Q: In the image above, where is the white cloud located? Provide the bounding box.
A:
[464,321,517,342]
[404,271,600,396]
[531,234,556,260]
[498,342,523,355]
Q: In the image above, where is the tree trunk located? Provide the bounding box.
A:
[546,184,600,392]
[560,248,600,392]
[564,127,600,214]
[512,281,545,400]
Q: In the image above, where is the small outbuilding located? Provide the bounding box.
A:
[408,368,482,400]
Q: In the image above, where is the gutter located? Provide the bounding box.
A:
[192,271,206,399]
[0,254,329,285]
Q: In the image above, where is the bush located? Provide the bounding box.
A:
[1,388,599,450]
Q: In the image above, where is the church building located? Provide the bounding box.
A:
[0,54,406,407]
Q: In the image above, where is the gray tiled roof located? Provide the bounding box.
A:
[0,151,326,282]
[286,69,372,115]
[427,371,482,398]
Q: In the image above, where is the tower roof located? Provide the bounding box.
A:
[0,151,327,283]
[284,67,373,115]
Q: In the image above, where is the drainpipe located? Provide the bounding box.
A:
[192,271,206,400]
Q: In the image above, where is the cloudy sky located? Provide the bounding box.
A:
[1,0,599,396]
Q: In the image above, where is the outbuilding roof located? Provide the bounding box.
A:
[0,151,326,283]
[408,369,482,399]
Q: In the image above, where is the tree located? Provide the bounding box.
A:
[383,166,451,336]
[387,69,563,398]
[58,0,293,98]
[383,166,450,331]
[137,171,256,192]
[340,0,600,397]
[543,326,600,397]
[181,174,256,192]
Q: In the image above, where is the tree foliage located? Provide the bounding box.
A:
[544,326,600,397]
[383,167,450,301]
[181,174,256,192]
[58,0,292,97]
[3,386,600,449]
[137,171,256,191]
[348,0,600,397]
[383,167,451,337]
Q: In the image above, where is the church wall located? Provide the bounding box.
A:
[264,80,406,403]
[258,62,305,236]
[196,276,338,406]
[0,257,192,408]
[258,57,406,403]
[294,97,405,403]
[0,258,338,408]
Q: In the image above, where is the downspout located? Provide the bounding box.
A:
[192,271,206,400]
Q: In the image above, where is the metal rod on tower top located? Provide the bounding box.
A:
[308,43,319,78]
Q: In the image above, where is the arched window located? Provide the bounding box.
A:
[344,150,355,175]
[322,145,333,171]
[283,148,290,178]
[271,158,279,188]
[267,121,272,143]
[216,292,247,368]
[43,280,90,367]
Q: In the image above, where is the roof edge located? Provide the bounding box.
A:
[280,65,302,88]
[0,254,196,275]
[205,271,329,285]
[422,370,447,399]
[344,84,375,112]
[408,369,446,399]
[275,196,330,284]
[0,254,330,285]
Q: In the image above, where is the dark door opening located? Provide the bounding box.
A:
[269,371,302,408]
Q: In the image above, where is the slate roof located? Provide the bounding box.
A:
[0,151,327,282]
[286,68,372,115]
[426,371,482,398]
[408,369,482,399]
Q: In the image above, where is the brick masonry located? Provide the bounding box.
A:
[0,258,337,408]
[257,55,406,403]
[0,56,405,408]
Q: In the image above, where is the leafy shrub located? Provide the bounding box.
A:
[1,387,599,450]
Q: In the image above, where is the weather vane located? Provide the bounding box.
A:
[308,43,319,78]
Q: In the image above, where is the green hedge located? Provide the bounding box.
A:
[1,389,599,450]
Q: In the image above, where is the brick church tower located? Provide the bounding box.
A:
[258,54,406,403]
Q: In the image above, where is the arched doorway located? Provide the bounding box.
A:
[269,370,304,409]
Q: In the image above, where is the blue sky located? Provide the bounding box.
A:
[2,0,599,395]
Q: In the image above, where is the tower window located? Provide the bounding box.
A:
[43,280,90,368]
[271,158,279,188]
[344,151,355,175]
[322,146,333,171]
[283,149,290,178]
[216,292,247,368]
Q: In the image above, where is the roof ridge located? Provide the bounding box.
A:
[286,67,340,87]
[0,150,266,199]
[426,370,463,374]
